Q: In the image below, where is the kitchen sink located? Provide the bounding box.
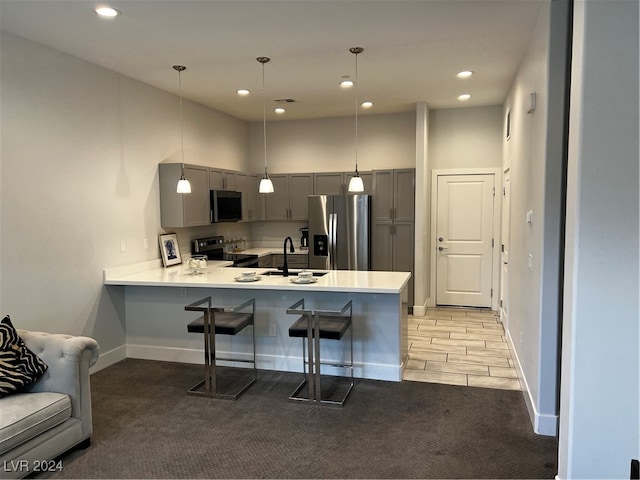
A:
[260,270,328,277]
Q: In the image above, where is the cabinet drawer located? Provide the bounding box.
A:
[272,254,308,268]
[258,255,272,268]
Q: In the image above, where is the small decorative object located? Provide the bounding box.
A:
[186,255,208,275]
[159,233,182,267]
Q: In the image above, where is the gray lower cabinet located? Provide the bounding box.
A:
[263,174,313,220]
[372,168,415,307]
[159,163,210,227]
[272,254,309,269]
[258,255,272,268]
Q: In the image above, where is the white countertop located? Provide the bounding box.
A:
[103,260,410,294]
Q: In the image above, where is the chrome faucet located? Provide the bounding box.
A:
[282,236,295,277]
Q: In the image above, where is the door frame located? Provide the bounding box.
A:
[430,168,502,311]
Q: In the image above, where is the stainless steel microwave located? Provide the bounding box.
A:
[210,190,242,222]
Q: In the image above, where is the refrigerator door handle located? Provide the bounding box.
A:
[329,213,337,269]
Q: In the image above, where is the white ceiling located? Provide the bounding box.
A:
[0,0,544,122]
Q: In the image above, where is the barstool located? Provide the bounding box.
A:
[185,296,257,400]
[287,298,354,406]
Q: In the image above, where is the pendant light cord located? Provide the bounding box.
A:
[354,50,359,175]
[173,65,187,175]
[262,60,268,177]
[349,47,363,177]
[179,69,184,165]
[256,57,271,179]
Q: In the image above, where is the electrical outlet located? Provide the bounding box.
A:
[268,322,277,337]
[520,331,523,344]
[180,288,187,297]
[120,240,126,253]
[528,253,533,272]
[143,238,149,250]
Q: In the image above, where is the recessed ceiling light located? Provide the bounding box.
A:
[457,94,471,101]
[456,70,474,79]
[237,89,250,96]
[361,101,373,108]
[340,75,354,88]
[95,6,120,17]
[274,107,285,114]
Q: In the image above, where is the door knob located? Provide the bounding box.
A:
[438,246,448,251]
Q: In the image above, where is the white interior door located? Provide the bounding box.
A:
[436,174,495,307]
[500,170,511,324]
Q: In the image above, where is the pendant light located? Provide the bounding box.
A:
[173,65,191,193]
[257,57,274,193]
[347,47,365,193]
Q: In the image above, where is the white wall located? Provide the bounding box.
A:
[429,106,503,171]
[558,0,639,477]
[249,112,416,173]
[501,0,568,436]
[0,33,249,361]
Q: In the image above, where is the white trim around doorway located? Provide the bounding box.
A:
[429,168,502,311]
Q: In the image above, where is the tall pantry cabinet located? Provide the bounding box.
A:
[372,169,415,307]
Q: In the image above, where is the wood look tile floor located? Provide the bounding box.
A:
[403,307,522,391]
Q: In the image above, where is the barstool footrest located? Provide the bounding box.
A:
[289,376,354,406]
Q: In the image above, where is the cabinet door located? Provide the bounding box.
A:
[359,172,374,194]
[394,169,415,222]
[263,175,289,220]
[393,222,415,306]
[160,163,210,227]
[371,222,394,271]
[236,173,258,221]
[210,169,236,191]
[313,172,344,195]
[372,170,393,221]
[289,174,313,220]
[258,255,272,268]
[183,166,210,226]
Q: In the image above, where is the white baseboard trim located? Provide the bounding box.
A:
[412,298,430,317]
[125,344,402,382]
[504,330,558,436]
[90,344,127,374]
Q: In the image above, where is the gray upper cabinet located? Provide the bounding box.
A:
[235,172,260,221]
[209,168,236,191]
[313,172,344,195]
[263,173,313,221]
[159,163,210,228]
[372,168,415,306]
[372,169,415,222]
[313,171,373,195]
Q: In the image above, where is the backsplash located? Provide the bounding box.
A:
[167,220,307,258]
[250,221,309,250]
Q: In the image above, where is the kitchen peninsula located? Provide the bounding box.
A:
[104,261,410,381]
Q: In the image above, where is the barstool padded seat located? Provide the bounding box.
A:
[187,312,253,336]
[288,315,350,340]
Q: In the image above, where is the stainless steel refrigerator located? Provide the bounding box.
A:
[308,195,371,270]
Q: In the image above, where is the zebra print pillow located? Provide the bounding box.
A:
[0,315,48,397]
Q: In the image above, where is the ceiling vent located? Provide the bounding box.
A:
[274,98,296,103]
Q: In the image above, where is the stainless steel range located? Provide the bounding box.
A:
[192,236,259,268]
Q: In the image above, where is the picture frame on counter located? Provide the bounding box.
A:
[159,233,182,267]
